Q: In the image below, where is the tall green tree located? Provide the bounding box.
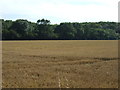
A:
[55,23,77,39]
[36,19,55,39]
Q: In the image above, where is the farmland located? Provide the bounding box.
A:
[2,40,118,88]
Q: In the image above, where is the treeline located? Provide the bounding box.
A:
[1,19,120,40]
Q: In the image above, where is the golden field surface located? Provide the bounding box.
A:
[2,40,118,88]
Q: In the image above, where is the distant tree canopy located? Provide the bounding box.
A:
[1,19,120,40]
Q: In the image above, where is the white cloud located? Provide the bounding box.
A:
[0,0,119,24]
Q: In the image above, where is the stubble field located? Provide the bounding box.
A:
[2,40,118,88]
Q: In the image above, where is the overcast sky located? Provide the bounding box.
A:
[0,0,119,24]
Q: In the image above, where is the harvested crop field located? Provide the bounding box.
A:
[2,40,118,88]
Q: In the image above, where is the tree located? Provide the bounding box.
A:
[73,23,84,39]
[10,19,30,39]
[55,23,77,39]
[36,19,54,39]
[37,19,50,25]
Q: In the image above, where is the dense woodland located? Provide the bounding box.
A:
[1,19,120,40]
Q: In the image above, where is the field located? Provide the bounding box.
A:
[2,40,118,88]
